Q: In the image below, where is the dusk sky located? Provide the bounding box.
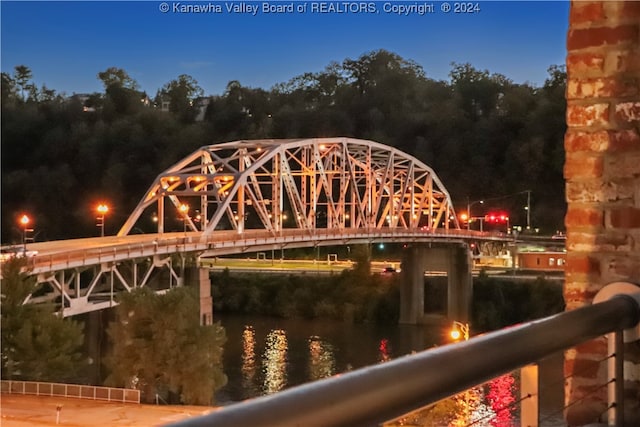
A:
[1,1,569,97]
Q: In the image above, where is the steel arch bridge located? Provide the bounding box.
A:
[118,137,460,236]
[14,138,512,317]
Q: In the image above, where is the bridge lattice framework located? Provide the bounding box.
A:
[119,137,460,236]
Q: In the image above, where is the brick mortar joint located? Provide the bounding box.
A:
[565,124,636,132]
[568,47,640,68]
[565,152,606,162]
[569,19,640,31]
[565,99,640,107]
[567,21,640,35]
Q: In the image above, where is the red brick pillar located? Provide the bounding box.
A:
[564,1,640,425]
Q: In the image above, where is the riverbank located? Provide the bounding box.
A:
[0,394,215,426]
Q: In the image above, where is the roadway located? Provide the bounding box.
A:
[4,228,511,276]
[203,257,564,281]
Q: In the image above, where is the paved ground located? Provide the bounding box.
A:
[0,394,216,426]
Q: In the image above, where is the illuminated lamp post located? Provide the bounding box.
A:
[179,204,190,235]
[19,214,32,252]
[96,204,109,237]
[501,214,510,234]
[450,321,470,341]
[465,198,484,230]
[459,212,469,227]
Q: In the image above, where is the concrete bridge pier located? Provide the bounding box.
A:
[84,310,107,384]
[186,267,213,326]
[197,268,213,326]
[399,243,472,325]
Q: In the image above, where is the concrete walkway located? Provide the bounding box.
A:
[0,394,215,426]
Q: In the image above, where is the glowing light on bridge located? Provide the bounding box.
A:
[19,214,32,251]
[179,204,190,233]
[96,204,109,237]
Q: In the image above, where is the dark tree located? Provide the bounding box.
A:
[1,257,87,382]
[104,287,227,405]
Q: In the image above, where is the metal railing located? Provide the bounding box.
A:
[166,289,640,427]
[1,380,140,404]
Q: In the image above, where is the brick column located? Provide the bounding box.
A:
[564,1,640,425]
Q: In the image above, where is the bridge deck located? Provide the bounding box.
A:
[13,228,511,275]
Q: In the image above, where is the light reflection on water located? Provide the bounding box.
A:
[389,373,516,427]
[240,326,257,396]
[378,338,392,363]
[217,315,564,426]
[487,374,516,426]
[262,329,288,394]
[308,335,335,380]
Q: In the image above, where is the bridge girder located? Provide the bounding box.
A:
[30,254,184,317]
[118,138,460,237]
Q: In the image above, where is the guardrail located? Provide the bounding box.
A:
[165,284,640,427]
[1,380,140,404]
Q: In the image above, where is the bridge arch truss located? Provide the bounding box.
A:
[119,138,460,236]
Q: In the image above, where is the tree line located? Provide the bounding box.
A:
[212,265,564,331]
[1,49,567,243]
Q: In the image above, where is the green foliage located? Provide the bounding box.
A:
[214,269,563,330]
[1,257,87,382]
[211,268,400,324]
[2,52,567,242]
[157,74,204,122]
[104,287,227,405]
[471,275,565,331]
[13,65,33,101]
[351,244,372,277]
[97,67,139,91]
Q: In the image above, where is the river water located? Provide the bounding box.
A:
[214,314,566,426]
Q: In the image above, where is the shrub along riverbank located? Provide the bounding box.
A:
[211,269,565,332]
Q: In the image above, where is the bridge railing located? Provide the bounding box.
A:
[165,286,640,427]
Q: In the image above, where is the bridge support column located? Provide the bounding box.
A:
[399,244,472,325]
[447,245,473,323]
[186,267,213,325]
[84,310,105,384]
[399,245,426,324]
[198,268,213,326]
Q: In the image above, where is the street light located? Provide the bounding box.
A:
[450,321,470,341]
[522,190,532,230]
[466,198,484,230]
[179,204,189,233]
[19,214,32,252]
[96,204,109,237]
